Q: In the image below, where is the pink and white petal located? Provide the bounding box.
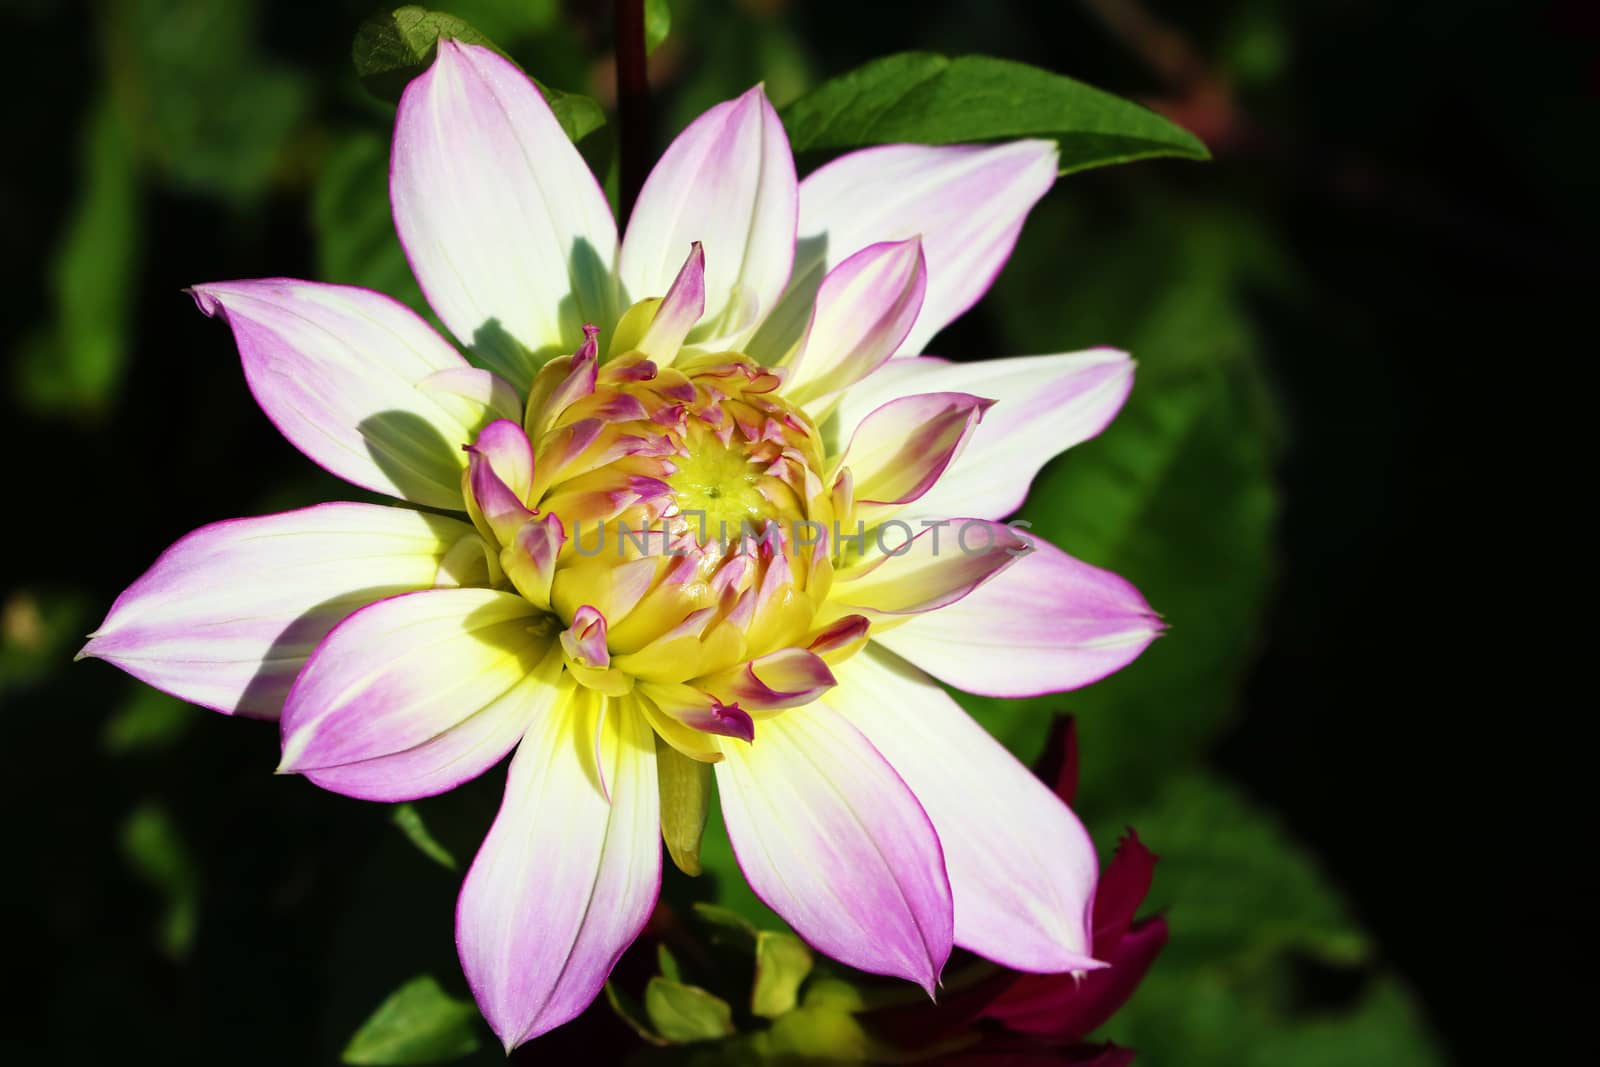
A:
[714,703,952,993]
[638,682,755,744]
[295,643,566,803]
[841,392,992,508]
[637,242,706,364]
[459,696,660,1050]
[392,41,619,385]
[501,512,565,610]
[781,238,927,404]
[807,614,872,661]
[465,464,533,549]
[419,367,524,426]
[701,647,836,711]
[619,86,796,347]
[467,420,535,500]
[464,419,537,545]
[190,280,482,508]
[895,351,1134,522]
[830,519,1029,616]
[279,588,549,794]
[826,647,1104,974]
[825,354,943,445]
[79,503,475,719]
[768,141,1057,359]
[559,605,611,669]
[873,535,1161,698]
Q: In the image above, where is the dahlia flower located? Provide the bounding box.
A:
[82,41,1161,1050]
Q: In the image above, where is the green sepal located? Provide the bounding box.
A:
[390,802,458,872]
[643,976,738,1043]
[657,737,713,876]
[751,931,813,1019]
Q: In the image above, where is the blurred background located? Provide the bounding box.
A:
[2,0,1587,1062]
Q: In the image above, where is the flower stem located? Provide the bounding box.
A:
[615,0,650,227]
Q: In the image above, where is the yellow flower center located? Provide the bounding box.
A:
[666,423,780,534]
[457,331,843,702]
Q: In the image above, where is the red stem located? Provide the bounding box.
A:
[615,0,650,227]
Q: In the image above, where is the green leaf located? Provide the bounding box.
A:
[353,6,496,103]
[14,93,139,418]
[102,688,193,756]
[120,803,200,960]
[539,82,607,145]
[657,739,712,875]
[780,53,1208,174]
[751,931,813,1018]
[1100,774,1442,1065]
[389,803,459,872]
[643,977,737,1043]
[645,0,671,54]
[351,5,604,144]
[342,975,481,1065]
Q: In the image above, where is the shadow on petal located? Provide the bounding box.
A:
[466,237,616,386]
[357,409,468,506]
[233,589,410,717]
[748,231,829,364]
